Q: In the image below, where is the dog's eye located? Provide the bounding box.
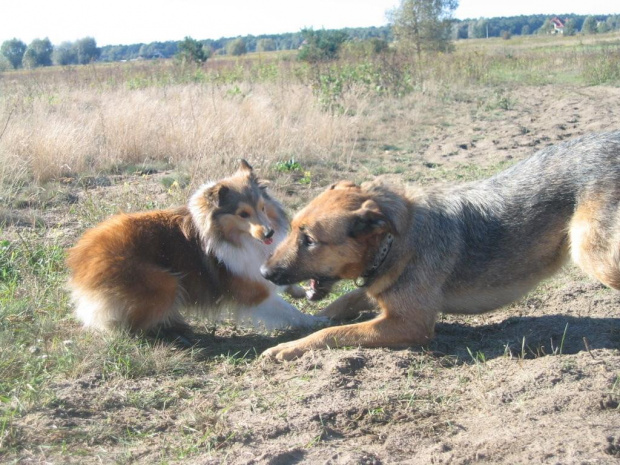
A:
[239,211,250,219]
[302,234,315,247]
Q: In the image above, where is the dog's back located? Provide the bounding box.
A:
[67,207,221,331]
[409,131,620,313]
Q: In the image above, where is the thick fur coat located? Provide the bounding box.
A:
[67,161,318,333]
[261,132,620,360]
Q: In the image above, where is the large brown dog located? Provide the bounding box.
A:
[260,132,620,360]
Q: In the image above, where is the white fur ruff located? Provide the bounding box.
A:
[186,180,320,329]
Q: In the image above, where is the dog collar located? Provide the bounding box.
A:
[355,233,394,288]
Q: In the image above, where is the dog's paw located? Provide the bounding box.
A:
[261,341,308,361]
[283,284,307,299]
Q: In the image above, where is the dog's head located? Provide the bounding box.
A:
[190,159,285,246]
[261,181,394,297]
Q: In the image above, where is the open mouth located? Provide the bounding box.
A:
[263,237,273,245]
[306,277,337,301]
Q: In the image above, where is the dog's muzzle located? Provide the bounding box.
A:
[260,264,293,285]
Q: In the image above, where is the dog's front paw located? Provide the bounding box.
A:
[261,341,308,361]
[283,284,306,299]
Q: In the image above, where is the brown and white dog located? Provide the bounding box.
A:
[67,160,320,334]
[261,132,620,360]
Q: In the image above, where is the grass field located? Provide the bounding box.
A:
[1,32,620,463]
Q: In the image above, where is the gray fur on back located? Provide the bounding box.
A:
[387,131,620,313]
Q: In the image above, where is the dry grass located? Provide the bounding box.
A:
[1,31,619,189]
[0,81,364,185]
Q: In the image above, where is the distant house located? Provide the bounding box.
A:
[550,17,565,34]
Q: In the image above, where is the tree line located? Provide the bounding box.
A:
[455,13,620,39]
[98,26,392,62]
[0,26,391,70]
[0,37,100,70]
[2,10,619,71]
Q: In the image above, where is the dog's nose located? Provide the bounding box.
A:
[265,228,274,239]
[260,264,274,280]
[261,264,288,284]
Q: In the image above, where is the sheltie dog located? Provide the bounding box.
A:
[67,160,321,334]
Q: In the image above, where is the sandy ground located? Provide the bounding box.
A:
[5,85,620,464]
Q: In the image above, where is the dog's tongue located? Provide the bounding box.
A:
[263,238,273,245]
[307,279,325,301]
[306,277,337,301]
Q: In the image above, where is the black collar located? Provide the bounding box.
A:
[355,233,394,288]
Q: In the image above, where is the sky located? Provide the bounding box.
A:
[1,0,618,47]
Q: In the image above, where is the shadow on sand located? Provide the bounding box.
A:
[150,313,619,363]
[431,314,620,362]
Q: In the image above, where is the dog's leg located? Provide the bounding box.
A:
[317,288,377,320]
[262,312,434,361]
[570,200,620,290]
[238,294,328,330]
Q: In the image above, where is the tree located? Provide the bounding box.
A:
[298,28,349,62]
[606,15,620,31]
[453,22,468,39]
[139,42,174,59]
[227,38,247,56]
[256,38,276,52]
[597,21,610,34]
[0,54,11,71]
[563,19,577,36]
[53,41,77,65]
[22,38,53,68]
[22,47,38,69]
[75,37,100,64]
[176,36,209,63]
[1,38,27,69]
[390,0,458,59]
[536,19,553,34]
[582,16,597,34]
[468,19,488,39]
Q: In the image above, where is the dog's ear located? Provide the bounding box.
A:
[238,159,254,174]
[330,180,359,191]
[349,200,391,237]
[205,183,230,206]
